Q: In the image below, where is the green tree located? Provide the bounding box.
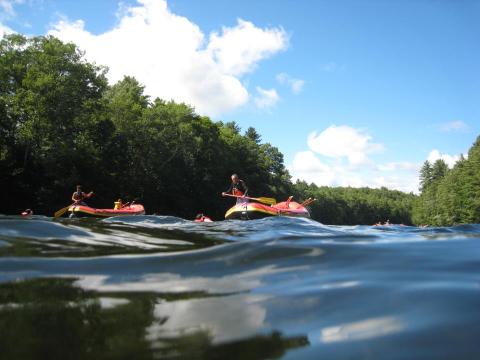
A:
[0,34,108,213]
[419,160,433,192]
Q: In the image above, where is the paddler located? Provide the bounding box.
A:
[195,213,213,222]
[222,174,248,203]
[114,199,123,210]
[71,185,94,205]
[21,209,33,217]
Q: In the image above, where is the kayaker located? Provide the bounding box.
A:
[114,199,122,210]
[21,209,33,217]
[195,213,213,222]
[71,185,93,205]
[222,174,248,203]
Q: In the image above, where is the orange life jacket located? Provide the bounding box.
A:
[232,188,244,196]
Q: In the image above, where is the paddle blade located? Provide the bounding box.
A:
[256,197,277,205]
[54,205,70,218]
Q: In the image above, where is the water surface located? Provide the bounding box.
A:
[1,215,479,359]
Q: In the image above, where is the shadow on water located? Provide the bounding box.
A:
[0,277,309,360]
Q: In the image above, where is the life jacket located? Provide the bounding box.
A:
[73,191,84,201]
[232,188,244,196]
[21,209,33,217]
[232,181,245,196]
[195,215,213,222]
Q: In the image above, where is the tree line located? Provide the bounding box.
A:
[412,137,480,226]
[1,34,478,225]
[0,34,292,219]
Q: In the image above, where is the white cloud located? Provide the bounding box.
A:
[47,0,288,116]
[376,162,419,172]
[291,126,468,194]
[289,151,419,193]
[0,0,23,18]
[207,18,288,77]
[290,151,336,185]
[0,22,14,37]
[307,125,383,166]
[427,149,462,168]
[276,72,304,94]
[0,0,23,36]
[439,120,469,132]
[254,86,279,109]
[289,126,420,193]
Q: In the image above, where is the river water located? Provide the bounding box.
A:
[1,215,479,359]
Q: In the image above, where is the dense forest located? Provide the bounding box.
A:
[1,34,478,225]
[0,34,293,220]
[412,138,480,226]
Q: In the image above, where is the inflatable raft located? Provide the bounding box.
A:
[225,198,311,220]
[68,204,145,218]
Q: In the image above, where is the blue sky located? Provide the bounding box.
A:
[1,0,479,192]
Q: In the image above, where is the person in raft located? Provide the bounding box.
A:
[195,213,213,222]
[21,209,33,217]
[222,174,248,204]
[114,199,123,210]
[72,185,94,206]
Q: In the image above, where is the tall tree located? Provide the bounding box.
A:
[245,127,262,144]
[419,160,433,192]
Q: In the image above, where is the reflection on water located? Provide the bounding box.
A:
[320,316,405,343]
[148,294,269,344]
[74,264,309,294]
[0,278,308,359]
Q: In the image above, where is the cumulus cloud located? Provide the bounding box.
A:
[289,125,420,193]
[276,72,304,94]
[439,120,469,132]
[427,149,462,168]
[307,125,383,166]
[47,0,288,116]
[207,19,288,76]
[290,151,419,192]
[0,22,14,37]
[254,86,279,109]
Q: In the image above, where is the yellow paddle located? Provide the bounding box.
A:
[54,203,74,218]
[222,193,277,205]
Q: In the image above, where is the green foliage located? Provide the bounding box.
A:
[0,34,292,218]
[292,182,415,225]
[0,34,108,211]
[412,138,480,226]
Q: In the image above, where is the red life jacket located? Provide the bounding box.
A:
[195,216,213,222]
[232,188,244,196]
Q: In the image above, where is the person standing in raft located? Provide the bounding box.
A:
[72,185,94,205]
[222,174,248,204]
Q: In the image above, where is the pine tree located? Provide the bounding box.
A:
[419,160,433,192]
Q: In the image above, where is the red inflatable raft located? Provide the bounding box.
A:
[225,198,311,220]
[68,204,145,218]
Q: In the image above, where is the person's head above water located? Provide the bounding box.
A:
[231,174,239,182]
[76,185,82,191]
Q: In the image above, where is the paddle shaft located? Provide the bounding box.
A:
[54,203,75,218]
[222,193,276,205]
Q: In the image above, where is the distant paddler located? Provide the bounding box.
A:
[195,213,213,222]
[72,185,94,206]
[21,209,33,217]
